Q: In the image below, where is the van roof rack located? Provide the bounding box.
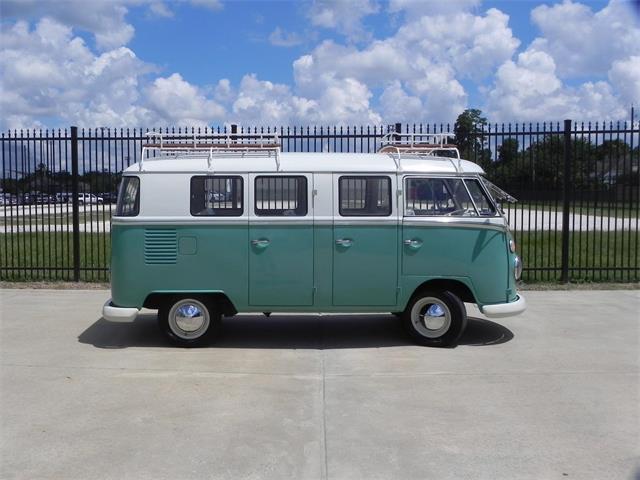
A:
[378,132,463,172]
[140,132,281,171]
[379,132,460,158]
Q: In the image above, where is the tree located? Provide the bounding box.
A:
[498,138,519,164]
[453,109,491,170]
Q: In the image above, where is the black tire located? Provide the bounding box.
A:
[402,290,467,347]
[158,296,221,347]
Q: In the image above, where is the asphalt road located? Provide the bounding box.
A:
[1,289,638,480]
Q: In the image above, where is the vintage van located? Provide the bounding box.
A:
[102,132,525,347]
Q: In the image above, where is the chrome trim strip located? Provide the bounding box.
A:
[113,216,507,229]
[334,218,399,226]
[402,219,507,231]
[112,217,248,226]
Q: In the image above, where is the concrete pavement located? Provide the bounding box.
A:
[1,289,638,479]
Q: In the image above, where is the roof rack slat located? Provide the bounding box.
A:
[139,131,281,171]
[378,132,463,172]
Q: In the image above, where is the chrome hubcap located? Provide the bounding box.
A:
[411,297,451,339]
[168,299,210,340]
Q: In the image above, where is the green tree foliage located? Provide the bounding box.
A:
[498,138,519,164]
[450,107,636,195]
[453,109,492,170]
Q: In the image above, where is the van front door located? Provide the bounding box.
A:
[332,174,398,306]
[249,174,314,306]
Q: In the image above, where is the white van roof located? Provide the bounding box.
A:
[123,152,485,175]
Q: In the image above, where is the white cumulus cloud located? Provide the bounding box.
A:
[608,56,640,108]
[0,18,154,129]
[389,0,481,16]
[1,0,637,129]
[146,73,226,126]
[530,0,640,78]
[486,48,628,122]
[308,0,380,41]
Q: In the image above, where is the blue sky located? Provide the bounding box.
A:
[1,0,639,129]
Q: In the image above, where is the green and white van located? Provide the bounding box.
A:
[103,133,525,347]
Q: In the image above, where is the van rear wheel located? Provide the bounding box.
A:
[158,297,221,347]
[403,290,467,347]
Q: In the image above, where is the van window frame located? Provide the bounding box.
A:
[115,176,140,217]
[403,175,501,218]
[190,175,244,217]
[338,175,392,217]
[463,178,497,217]
[253,175,308,217]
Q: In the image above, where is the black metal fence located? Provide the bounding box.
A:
[1,120,638,283]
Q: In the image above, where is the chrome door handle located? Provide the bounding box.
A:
[335,238,354,247]
[251,239,270,248]
[403,239,423,249]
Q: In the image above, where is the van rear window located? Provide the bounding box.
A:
[115,177,140,216]
[190,176,243,216]
[255,176,307,216]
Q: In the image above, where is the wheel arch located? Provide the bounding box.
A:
[405,279,477,309]
[143,291,238,316]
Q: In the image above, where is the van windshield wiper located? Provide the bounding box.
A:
[481,178,517,204]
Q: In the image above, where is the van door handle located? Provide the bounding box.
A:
[335,238,354,248]
[251,239,270,248]
[403,239,422,249]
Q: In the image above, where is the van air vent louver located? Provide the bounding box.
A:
[144,229,177,265]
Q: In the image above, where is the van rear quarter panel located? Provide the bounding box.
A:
[111,224,248,308]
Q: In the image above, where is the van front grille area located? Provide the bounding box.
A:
[144,229,178,265]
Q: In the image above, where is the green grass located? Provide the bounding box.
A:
[0,209,112,227]
[0,233,110,282]
[1,231,638,284]
[516,230,639,283]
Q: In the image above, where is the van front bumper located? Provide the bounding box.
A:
[102,299,139,323]
[480,294,527,318]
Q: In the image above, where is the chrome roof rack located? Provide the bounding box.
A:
[140,132,281,171]
[378,132,462,172]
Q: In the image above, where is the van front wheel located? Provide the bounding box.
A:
[403,290,467,347]
[158,297,221,347]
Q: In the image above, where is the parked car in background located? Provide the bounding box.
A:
[33,193,53,204]
[77,193,104,205]
[55,192,72,203]
[0,193,19,205]
[98,192,118,204]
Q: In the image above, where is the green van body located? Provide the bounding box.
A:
[110,220,517,314]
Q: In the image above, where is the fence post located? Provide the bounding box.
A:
[560,119,572,283]
[70,126,80,282]
[394,122,402,141]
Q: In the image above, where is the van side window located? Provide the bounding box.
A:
[464,179,496,216]
[115,176,140,216]
[405,178,478,217]
[190,176,243,216]
[255,176,307,216]
[339,176,391,216]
